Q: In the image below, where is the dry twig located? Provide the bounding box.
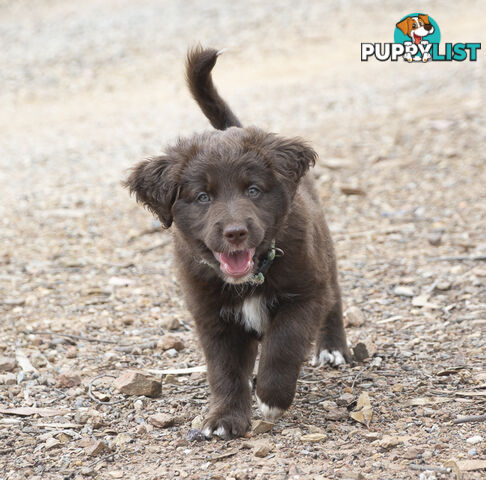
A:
[452,413,486,424]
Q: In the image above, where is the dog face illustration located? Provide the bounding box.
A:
[396,14,434,44]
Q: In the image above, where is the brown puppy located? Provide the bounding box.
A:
[125,46,351,439]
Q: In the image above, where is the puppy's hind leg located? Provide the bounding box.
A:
[312,288,352,367]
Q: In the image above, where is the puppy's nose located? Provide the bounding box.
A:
[424,23,432,31]
[223,225,248,244]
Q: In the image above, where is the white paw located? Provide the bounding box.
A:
[312,349,345,367]
[202,425,229,439]
[256,395,284,422]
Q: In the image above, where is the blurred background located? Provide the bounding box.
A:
[0,1,485,478]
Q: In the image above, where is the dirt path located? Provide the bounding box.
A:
[0,1,485,479]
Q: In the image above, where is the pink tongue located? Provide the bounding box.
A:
[220,250,251,276]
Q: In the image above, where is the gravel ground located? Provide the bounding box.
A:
[0,1,485,479]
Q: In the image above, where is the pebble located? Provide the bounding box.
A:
[165,348,178,358]
[191,415,204,429]
[427,232,442,246]
[467,447,477,456]
[254,443,272,457]
[0,356,16,372]
[113,371,162,398]
[345,306,366,327]
[301,433,328,442]
[251,420,275,434]
[466,435,483,445]
[336,392,354,406]
[149,413,176,428]
[436,280,452,291]
[86,439,110,456]
[0,372,17,385]
[353,342,370,362]
[393,286,414,297]
[45,437,61,450]
[57,371,82,388]
[158,334,185,351]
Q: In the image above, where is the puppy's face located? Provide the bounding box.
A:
[125,127,316,284]
[396,14,434,43]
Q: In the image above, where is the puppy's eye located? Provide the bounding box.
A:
[247,185,261,198]
[413,23,417,28]
[197,192,211,203]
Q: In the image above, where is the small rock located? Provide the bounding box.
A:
[362,432,380,442]
[403,447,420,459]
[251,420,275,434]
[336,393,354,407]
[56,432,71,444]
[65,346,78,358]
[165,348,178,358]
[0,357,16,372]
[436,280,452,291]
[375,435,402,450]
[114,433,132,447]
[80,467,96,477]
[353,343,370,362]
[391,384,404,393]
[45,437,61,450]
[339,472,365,480]
[108,277,133,287]
[393,286,414,297]
[133,399,143,410]
[86,440,110,456]
[0,372,17,385]
[158,335,185,351]
[161,317,181,330]
[345,307,366,327]
[468,447,477,457]
[427,232,442,246]
[113,371,161,398]
[301,433,328,442]
[466,435,483,445]
[149,413,176,428]
[324,406,348,421]
[191,415,204,429]
[57,371,82,388]
[254,443,272,457]
[186,429,206,442]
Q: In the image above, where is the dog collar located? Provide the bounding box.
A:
[249,240,283,285]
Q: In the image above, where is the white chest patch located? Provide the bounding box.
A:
[241,295,269,335]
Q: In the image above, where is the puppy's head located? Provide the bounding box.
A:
[396,14,434,43]
[124,127,316,283]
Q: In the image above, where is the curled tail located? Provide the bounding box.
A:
[186,45,242,130]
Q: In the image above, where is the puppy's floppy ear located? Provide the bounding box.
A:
[124,155,180,228]
[262,133,317,187]
[396,17,413,35]
[418,14,429,24]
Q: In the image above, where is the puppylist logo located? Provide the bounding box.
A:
[362,13,481,62]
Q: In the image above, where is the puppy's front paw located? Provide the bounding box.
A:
[202,412,250,440]
[312,342,351,367]
[312,349,346,367]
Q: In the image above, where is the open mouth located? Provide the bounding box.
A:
[213,248,255,278]
[412,32,422,44]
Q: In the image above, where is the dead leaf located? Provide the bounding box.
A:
[349,392,373,427]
